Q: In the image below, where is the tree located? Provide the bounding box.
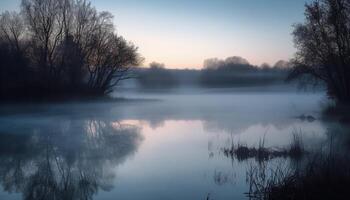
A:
[21,0,65,83]
[0,11,30,96]
[0,0,141,98]
[149,62,165,69]
[137,62,178,88]
[0,11,25,53]
[289,0,350,103]
[274,60,291,69]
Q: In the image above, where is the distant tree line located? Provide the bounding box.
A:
[289,0,350,104]
[133,58,291,89]
[200,57,291,87]
[137,62,179,88]
[0,0,142,99]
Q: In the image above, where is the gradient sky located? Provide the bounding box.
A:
[0,0,310,69]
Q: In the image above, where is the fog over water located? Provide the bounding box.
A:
[0,87,340,200]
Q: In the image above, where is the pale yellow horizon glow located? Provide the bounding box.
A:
[129,30,296,69]
[101,1,306,70]
[0,0,307,70]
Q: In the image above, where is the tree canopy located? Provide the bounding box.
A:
[0,0,142,99]
[289,0,350,103]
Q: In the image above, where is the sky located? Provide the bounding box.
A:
[0,0,310,69]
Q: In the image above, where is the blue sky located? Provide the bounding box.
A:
[0,0,310,69]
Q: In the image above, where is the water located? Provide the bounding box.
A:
[0,88,336,199]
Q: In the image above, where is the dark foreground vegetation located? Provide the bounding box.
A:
[221,126,350,200]
[258,0,350,196]
[246,150,350,200]
[289,0,350,104]
[321,102,350,124]
[0,0,141,100]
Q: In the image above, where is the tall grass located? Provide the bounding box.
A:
[223,132,306,162]
[288,130,304,159]
[245,143,350,200]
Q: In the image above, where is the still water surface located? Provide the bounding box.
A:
[0,89,334,199]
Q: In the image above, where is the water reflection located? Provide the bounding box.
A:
[0,119,142,200]
[0,91,344,199]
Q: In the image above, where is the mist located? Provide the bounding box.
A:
[122,57,298,93]
[1,0,350,200]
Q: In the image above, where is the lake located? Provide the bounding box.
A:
[0,88,341,200]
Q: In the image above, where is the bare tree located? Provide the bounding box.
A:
[289,0,350,103]
[21,0,65,79]
[0,0,141,97]
[87,34,140,94]
[0,11,26,52]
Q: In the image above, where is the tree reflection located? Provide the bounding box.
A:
[0,119,142,200]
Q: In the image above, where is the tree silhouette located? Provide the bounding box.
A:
[289,0,350,103]
[0,0,142,99]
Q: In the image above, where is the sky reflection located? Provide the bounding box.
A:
[0,90,340,199]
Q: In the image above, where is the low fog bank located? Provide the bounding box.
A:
[123,57,308,91]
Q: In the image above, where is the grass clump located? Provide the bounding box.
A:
[246,153,350,200]
[223,131,306,162]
